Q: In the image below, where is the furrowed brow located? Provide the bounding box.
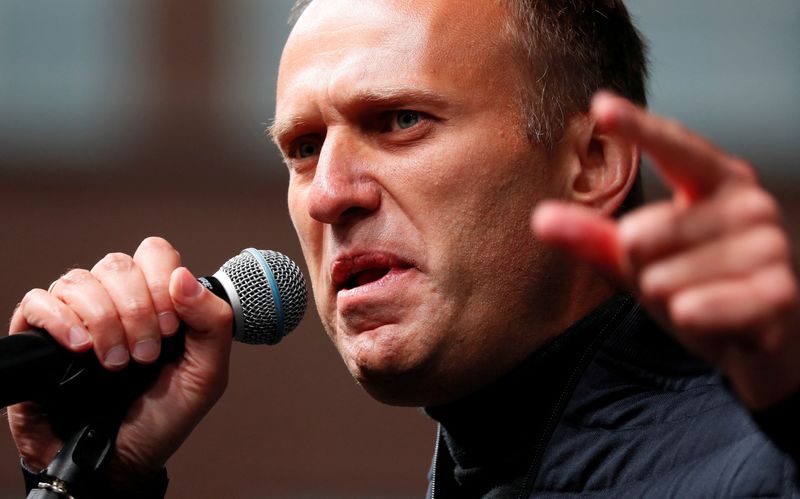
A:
[266,117,304,146]
[350,87,448,108]
[268,87,449,145]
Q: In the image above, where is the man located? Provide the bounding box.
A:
[9,0,799,496]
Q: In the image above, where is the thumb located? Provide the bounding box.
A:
[532,200,626,280]
[169,267,233,370]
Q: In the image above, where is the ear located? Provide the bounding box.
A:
[560,115,639,216]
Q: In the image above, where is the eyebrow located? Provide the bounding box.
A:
[267,86,450,145]
[266,116,307,146]
[349,86,449,107]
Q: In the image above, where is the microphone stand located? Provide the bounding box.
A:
[27,424,114,499]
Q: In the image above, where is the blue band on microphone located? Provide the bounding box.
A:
[244,248,285,336]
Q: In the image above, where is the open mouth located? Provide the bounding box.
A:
[342,267,392,290]
[332,253,413,292]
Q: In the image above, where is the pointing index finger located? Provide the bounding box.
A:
[591,92,755,202]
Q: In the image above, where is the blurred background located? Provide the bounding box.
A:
[0,0,797,497]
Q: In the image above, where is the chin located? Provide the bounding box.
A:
[338,329,443,407]
[354,368,440,407]
[344,348,475,408]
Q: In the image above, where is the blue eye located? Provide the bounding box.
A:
[295,140,320,158]
[395,110,420,130]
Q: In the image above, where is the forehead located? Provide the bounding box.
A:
[275,0,518,121]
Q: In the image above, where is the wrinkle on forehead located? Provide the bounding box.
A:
[276,0,519,124]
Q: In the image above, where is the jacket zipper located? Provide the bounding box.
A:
[430,424,441,498]
[516,298,633,497]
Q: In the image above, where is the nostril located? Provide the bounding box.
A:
[307,180,381,225]
[340,206,370,221]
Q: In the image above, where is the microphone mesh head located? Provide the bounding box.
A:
[219,249,307,345]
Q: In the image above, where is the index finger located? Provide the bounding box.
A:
[133,237,183,336]
[591,92,755,202]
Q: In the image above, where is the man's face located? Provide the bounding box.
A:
[274,0,571,405]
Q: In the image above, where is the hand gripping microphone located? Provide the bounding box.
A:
[0,248,308,408]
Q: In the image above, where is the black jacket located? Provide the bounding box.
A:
[426,295,800,498]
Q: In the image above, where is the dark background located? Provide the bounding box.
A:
[0,1,797,497]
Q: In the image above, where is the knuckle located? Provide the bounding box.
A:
[618,205,675,266]
[19,288,56,316]
[96,252,136,273]
[617,218,645,260]
[756,226,791,262]
[18,291,42,322]
[733,188,780,225]
[119,298,153,322]
[137,238,182,266]
[148,281,170,300]
[84,307,119,332]
[139,237,180,259]
[20,288,42,307]
[60,268,93,287]
[748,266,798,329]
[727,157,757,183]
[668,295,700,333]
[638,269,664,301]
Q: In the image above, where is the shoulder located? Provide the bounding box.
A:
[534,307,799,497]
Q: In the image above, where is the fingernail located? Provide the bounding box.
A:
[179,270,202,298]
[104,345,130,369]
[133,339,160,363]
[158,311,180,336]
[68,325,91,348]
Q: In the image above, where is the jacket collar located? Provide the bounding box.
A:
[424,294,637,495]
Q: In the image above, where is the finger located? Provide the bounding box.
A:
[52,268,129,368]
[619,185,781,268]
[92,253,160,365]
[133,237,182,337]
[532,200,626,280]
[169,267,233,388]
[10,288,92,351]
[668,263,798,340]
[591,92,755,202]
[640,225,791,300]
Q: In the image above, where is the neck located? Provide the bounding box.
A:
[530,260,618,352]
[425,294,635,495]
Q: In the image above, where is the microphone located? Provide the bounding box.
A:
[0,248,307,408]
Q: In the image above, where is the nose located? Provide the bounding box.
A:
[306,132,381,225]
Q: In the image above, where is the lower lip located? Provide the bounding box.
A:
[336,267,415,301]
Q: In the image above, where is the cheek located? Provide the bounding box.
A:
[417,148,545,257]
[286,186,305,244]
[409,142,552,319]
[287,186,331,313]
[288,185,321,256]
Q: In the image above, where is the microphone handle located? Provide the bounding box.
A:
[0,275,230,408]
[0,328,187,409]
[0,329,73,407]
